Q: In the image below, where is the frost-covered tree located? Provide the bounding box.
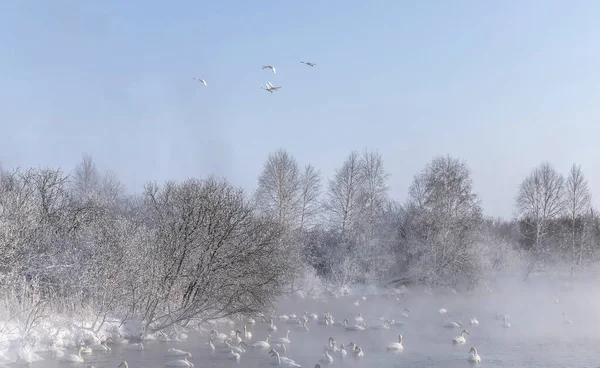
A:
[141,177,291,330]
[298,164,321,232]
[564,164,592,273]
[357,149,389,239]
[516,162,564,279]
[255,149,302,228]
[325,151,364,236]
[405,155,483,287]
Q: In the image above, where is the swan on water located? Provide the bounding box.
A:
[269,350,301,367]
[470,317,479,326]
[118,362,128,368]
[166,348,191,357]
[89,341,111,351]
[502,316,511,328]
[271,330,291,344]
[252,335,271,349]
[165,352,194,367]
[268,319,278,332]
[354,346,364,357]
[59,346,85,363]
[453,329,469,344]
[444,321,463,328]
[468,347,481,363]
[387,334,404,351]
[243,325,253,340]
[439,308,447,314]
[343,319,365,331]
[319,348,333,364]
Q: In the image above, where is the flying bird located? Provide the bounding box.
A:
[300,61,315,67]
[262,65,276,74]
[262,81,281,93]
[193,77,207,86]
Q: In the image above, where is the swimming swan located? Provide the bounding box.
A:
[387,334,404,351]
[468,347,481,363]
[453,329,469,344]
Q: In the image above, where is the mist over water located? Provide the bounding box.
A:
[23,273,600,368]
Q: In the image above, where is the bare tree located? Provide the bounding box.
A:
[564,164,592,274]
[71,154,100,200]
[516,162,564,279]
[298,164,321,232]
[325,151,364,236]
[255,149,302,228]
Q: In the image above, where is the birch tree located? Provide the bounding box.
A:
[298,164,321,232]
[325,151,364,236]
[516,162,564,279]
[564,164,591,273]
[255,149,302,229]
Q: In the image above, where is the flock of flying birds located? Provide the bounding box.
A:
[192,61,316,93]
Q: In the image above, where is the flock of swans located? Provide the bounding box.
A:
[193,61,315,93]
[48,288,581,367]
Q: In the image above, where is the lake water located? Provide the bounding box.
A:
[20,279,600,368]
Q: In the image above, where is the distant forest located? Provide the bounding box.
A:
[0,150,597,330]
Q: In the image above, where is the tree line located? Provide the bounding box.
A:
[0,151,597,333]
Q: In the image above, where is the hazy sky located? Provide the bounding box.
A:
[1,1,599,218]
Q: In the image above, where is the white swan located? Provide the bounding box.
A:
[262,65,276,74]
[222,350,240,360]
[470,317,479,326]
[202,337,215,351]
[269,350,301,367]
[353,346,364,357]
[453,329,469,344]
[165,353,194,367]
[293,319,309,331]
[229,341,247,354]
[268,348,298,365]
[354,313,364,323]
[369,319,391,330]
[166,348,191,357]
[252,335,271,349]
[337,344,347,357]
[268,319,278,332]
[443,321,463,328]
[192,77,206,86]
[210,329,228,342]
[81,346,93,354]
[305,312,318,320]
[562,312,572,324]
[439,308,447,314]
[387,334,404,351]
[343,319,365,331]
[468,347,481,363]
[59,346,85,363]
[401,308,410,317]
[319,348,333,364]
[118,361,128,368]
[89,341,111,351]
[271,330,291,344]
[353,300,360,306]
[502,316,511,328]
[243,325,253,340]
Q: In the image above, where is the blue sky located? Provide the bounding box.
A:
[1,0,599,218]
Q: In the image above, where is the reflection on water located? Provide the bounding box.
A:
[23,282,600,368]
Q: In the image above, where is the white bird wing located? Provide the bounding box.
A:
[267,81,274,88]
[272,67,276,74]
